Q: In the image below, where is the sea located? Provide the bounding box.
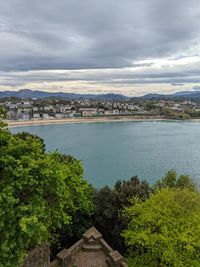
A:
[10,120,200,187]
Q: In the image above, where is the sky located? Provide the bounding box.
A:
[1,0,200,96]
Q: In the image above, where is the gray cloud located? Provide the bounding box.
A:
[171,83,185,86]
[1,0,200,94]
[1,0,200,71]
[2,66,200,88]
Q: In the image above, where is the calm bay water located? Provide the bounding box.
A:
[10,121,200,187]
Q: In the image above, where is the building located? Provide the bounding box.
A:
[33,113,40,119]
[105,110,120,116]
[22,101,32,107]
[55,113,63,119]
[82,110,97,116]
[22,113,31,120]
[79,108,98,117]
[33,107,39,112]
[6,110,21,120]
[43,113,50,119]
[22,227,128,267]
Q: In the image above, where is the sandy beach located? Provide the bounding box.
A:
[6,116,166,127]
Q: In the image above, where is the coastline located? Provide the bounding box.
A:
[6,116,168,127]
[6,116,200,128]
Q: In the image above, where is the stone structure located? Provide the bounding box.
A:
[22,227,128,267]
[22,244,50,267]
[51,227,128,267]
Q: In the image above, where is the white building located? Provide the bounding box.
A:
[33,113,40,119]
[33,107,39,112]
[105,109,120,115]
[82,110,97,116]
[22,114,31,120]
[43,113,49,119]
[55,113,63,119]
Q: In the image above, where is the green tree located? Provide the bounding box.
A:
[0,127,94,267]
[123,188,200,267]
[145,102,158,111]
[154,169,197,191]
[93,176,151,253]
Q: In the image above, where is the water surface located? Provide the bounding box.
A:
[10,121,200,187]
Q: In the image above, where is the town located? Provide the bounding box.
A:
[1,97,200,121]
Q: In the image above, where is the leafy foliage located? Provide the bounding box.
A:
[93,176,151,253]
[0,127,93,267]
[123,188,200,267]
[154,169,197,191]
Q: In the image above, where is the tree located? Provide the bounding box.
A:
[123,188,200,267]
[145,102,158,111]
[93,176,151,253]
[154,169,197,191]
[0,127,94,267]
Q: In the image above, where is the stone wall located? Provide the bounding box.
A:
[22,244,50,267]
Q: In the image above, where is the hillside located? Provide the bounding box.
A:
[139,90,200,100]
[0,89,128,100]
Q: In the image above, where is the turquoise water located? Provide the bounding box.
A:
[10,121,200,187]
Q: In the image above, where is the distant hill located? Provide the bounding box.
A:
[0,89,129,100]
[2,88,200,101]
[138,90,200,100]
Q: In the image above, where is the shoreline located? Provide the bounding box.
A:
[6,116,200,127]
[6,116,167,127]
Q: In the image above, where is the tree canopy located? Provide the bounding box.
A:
[123,188,200,267]
[0,125,94,266]
[154,169,197,191]
[93,176,151,253]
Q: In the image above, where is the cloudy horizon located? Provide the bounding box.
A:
[1,0,200,96]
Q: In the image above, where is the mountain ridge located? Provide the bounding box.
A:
[137,90,200,100]
[1,89,200,100]
[0,89,129,100]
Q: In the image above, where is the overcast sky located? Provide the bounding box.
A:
[1,0,200,96]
